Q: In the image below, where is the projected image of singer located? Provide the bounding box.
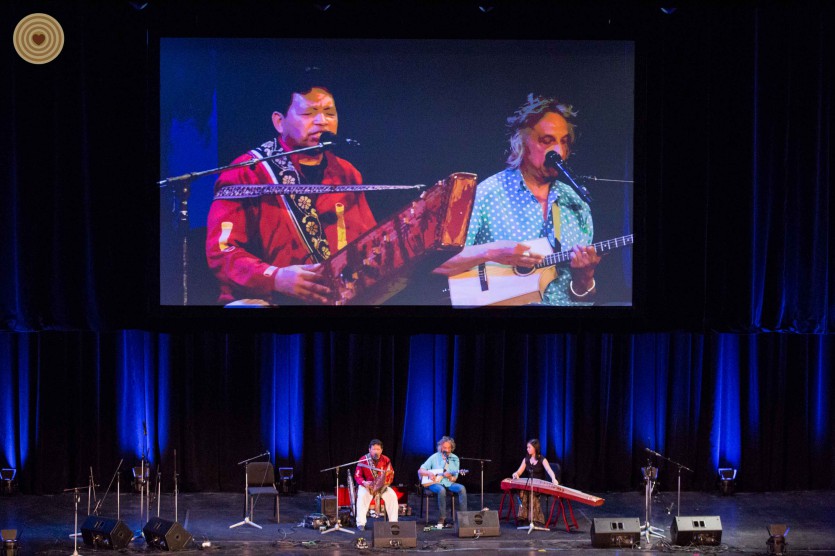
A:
[437,94,600,306]
[354,439,398,531]
[205,70,376,305]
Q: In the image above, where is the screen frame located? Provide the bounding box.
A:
[150,3,648,335]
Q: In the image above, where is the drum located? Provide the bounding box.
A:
[336,485,352,506]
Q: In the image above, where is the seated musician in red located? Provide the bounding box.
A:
[510,439,560,525]
[206,71,376,304]
[354,439,398,531]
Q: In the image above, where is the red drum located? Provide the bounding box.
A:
[336,485,352,506]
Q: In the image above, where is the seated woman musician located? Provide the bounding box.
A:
[510,438,561,525]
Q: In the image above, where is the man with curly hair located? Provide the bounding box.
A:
[206,71,376,305]
[437,94,600,306]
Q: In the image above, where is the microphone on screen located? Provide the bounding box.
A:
[544,150,593,203]
[318,131,361,149]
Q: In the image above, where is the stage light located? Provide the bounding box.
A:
[1,529,19,556]
[0,469,16,495]
[766,524,789,555]
[718,468,736,495]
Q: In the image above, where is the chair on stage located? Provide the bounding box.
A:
[231,462,279,528]
[418,483,457,525]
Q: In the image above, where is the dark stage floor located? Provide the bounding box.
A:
[1,488,833,554]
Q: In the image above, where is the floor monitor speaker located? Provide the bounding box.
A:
[590,517,641,548]
[143,517,194,551]
[670,515,723,546]
[373,521,417,548]
[457,510,501,537]
[80,515,132,550]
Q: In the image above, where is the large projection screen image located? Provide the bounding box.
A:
[160,38,634,308]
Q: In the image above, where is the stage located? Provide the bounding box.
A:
[1,488,832,554]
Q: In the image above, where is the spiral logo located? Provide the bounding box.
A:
[13,13,64,65]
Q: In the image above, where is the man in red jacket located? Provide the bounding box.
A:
[206,73,376,305]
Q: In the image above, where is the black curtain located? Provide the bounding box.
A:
[1,1,833,494]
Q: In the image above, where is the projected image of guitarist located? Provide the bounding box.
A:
[436,94,632,306]
[418,436,468,528]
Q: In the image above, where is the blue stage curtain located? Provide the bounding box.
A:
[1,330,833,493]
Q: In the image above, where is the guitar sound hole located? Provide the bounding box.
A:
[514,265,535,276]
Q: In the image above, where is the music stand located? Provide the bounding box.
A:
[229,451,270,530]
[320,460,364,535]
[518,469,548,534]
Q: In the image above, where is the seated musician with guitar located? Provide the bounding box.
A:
[353,439,398,531]
[206,68,376,305]
[418,436,468,528]
[435,94,602,306]
[511,439,560,525]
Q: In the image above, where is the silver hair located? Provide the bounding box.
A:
[506,93,578,169]
[437,435,456,452]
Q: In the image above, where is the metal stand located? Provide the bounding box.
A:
[92,459,123,521]
[63,486,87,556]
[229,451,270,529]
[68,473,95,539]
[320,459,365,535]
[518,470,548,534]
[459,456,491,510]
[640,462,665,542]
[645,448,693,519]
[173,449,179,523]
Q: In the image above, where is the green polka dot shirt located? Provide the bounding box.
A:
[465,168,594,305]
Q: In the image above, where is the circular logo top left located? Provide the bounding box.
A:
[13,13,64,65]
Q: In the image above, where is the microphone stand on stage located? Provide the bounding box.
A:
[92,459,124,520]
[229,451,271,529]
[459,456,491,510]
[518,468,548,534]
[320,459,365,535]
[68,470,97,539]
[640,459,665,542]
[645,448,693,518]
[64,485,89,556]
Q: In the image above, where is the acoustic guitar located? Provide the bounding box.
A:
[447,234,633,307]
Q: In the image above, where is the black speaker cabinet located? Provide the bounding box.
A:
[457,510,501,538]
[320,495,338,520]
[671,515,722,546]
[373,521,417,549]
[81,515,132,550]
[142,517,193,551]
[590,517,641,548]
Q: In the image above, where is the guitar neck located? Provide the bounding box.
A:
[538,234,633,268]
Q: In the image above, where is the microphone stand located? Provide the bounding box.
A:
[174,449,179,523]
[64,485,89,555]
[517,468,548,534]
[68,472,96,539]
[92,459,123,520]
[229,451,271,529]
[320,459,366,535]
[645,448,693,518]
[459,456,491,510]
[544,150,593,203]
[640,459,665,543]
